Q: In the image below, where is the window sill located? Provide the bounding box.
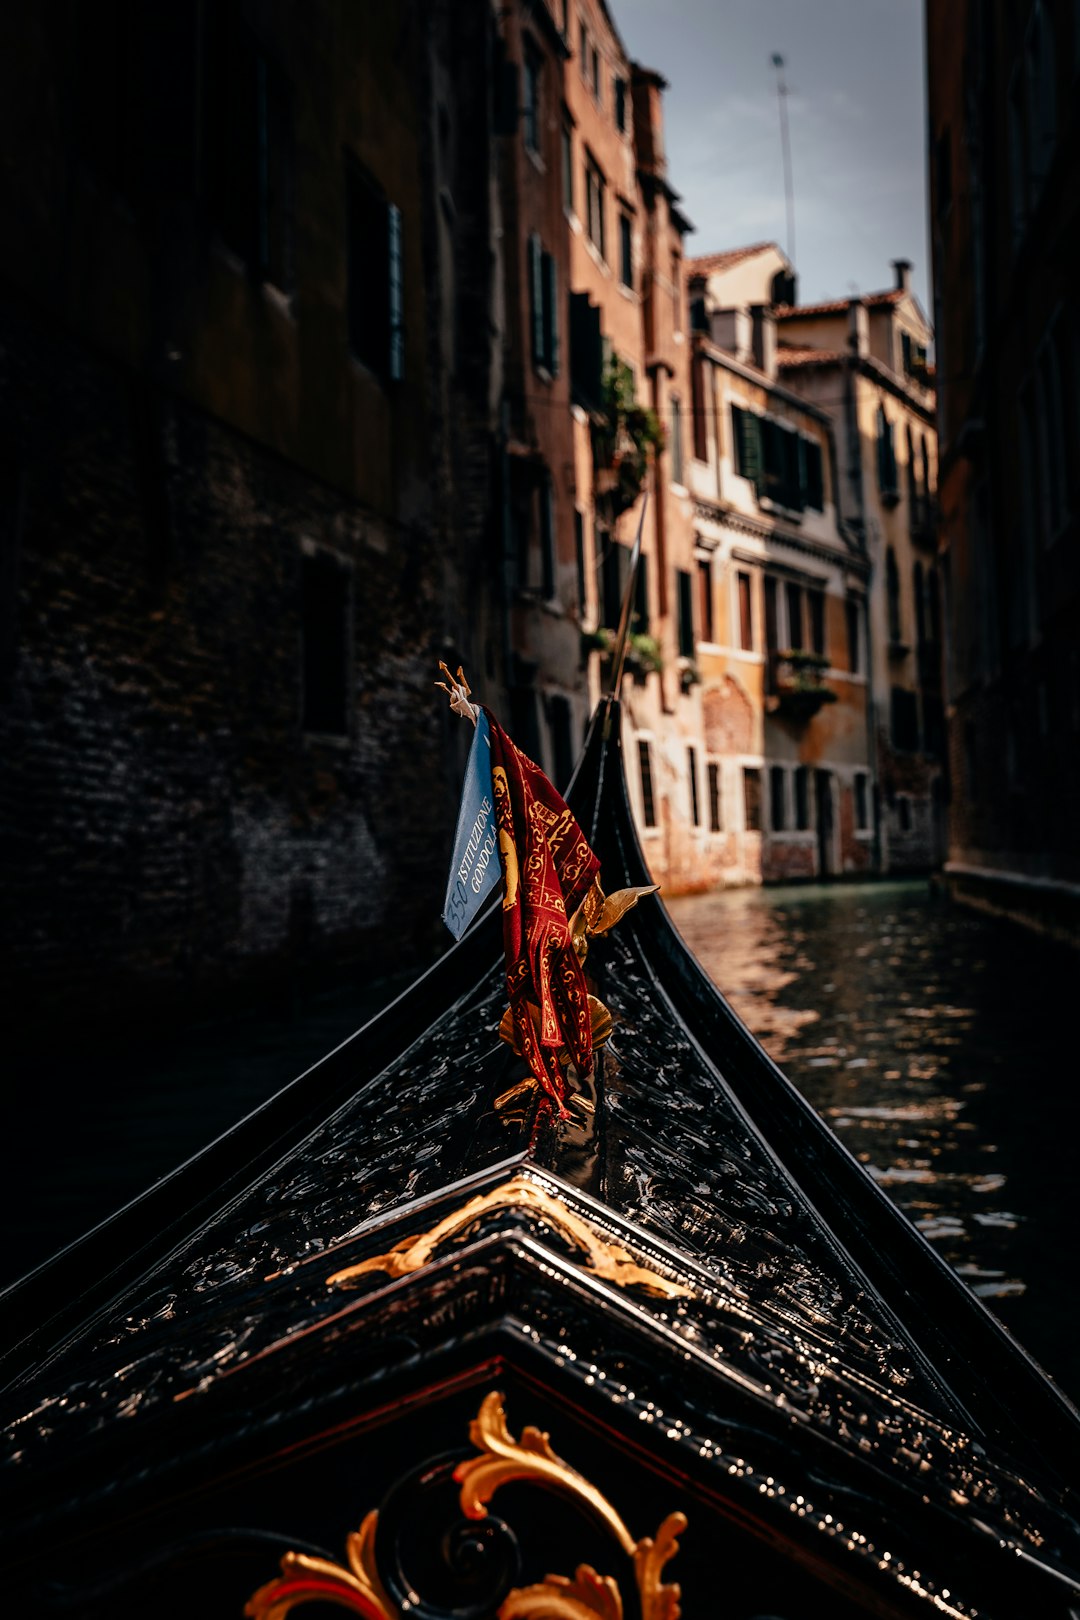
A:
[758,496,804,523]
[583,236,610,276]
[670,482,689,497]
[617,282,637,301]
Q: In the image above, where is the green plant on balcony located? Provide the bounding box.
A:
[771,648,836,721]
[592,359,664,519]
[582,626,663,682]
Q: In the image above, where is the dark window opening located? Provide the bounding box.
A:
[891,686,919,752]
[886,548,902,642]
[523,39,541,154]
[584,150,606,258]
[633,552,650,631]
[708,761,722,832]
[795,765,810,830]
[854,772,869,831]
[738,570,754,651]
[697,559,714,643]
[677,568,695,656]
[808,589,825,657]
[602,537,630,627]
[347,162,404,380]
[638,738,657,827]
[561,120,574,210]
[619,212,633,288]
[845,598,861,672]
[898,795,912,833]
[769,765,787,831]
[302,552,350,735]
[539,476,555,598]
[785,581,804,650]
[614,76,627,132]
[763,575,779,693]
[743,766,762,832]
[574,509,587,618]
[688,746,700,826]
[528,235,560,374]
[670,397,684,485]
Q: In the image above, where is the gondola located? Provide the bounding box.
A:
[3,627,1080,1619]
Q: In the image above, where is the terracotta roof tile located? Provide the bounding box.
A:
[776,289,903,318]
[686,242,777,276]
[776,347,845,368]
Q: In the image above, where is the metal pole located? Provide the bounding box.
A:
[771,53,796,267]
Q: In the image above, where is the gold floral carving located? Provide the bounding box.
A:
[499,1564,623,1620]
[244,1510,395,1620]
[456,1392,636,1554]
[325,1175,688,1301]
[244,1392,685,1620]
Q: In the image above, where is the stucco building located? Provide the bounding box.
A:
[926,0,1080,943]
[774,264,944,872]
[685,245,876,885]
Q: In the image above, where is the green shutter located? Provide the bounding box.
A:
[734,407,762,489]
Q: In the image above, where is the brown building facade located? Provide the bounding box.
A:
[926,0,1080,943]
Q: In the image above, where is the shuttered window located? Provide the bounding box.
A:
[708,762,722,832]
[347,163,404,382]
[638,739,657,827]
[677,568,695,657]
[528,234,559,375]
[743,767,762,832]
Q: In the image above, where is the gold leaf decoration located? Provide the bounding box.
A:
[244,1511,395,1620]
[632,1511,687,1620]
[455,1392,636,1556]
[591,885,660,935]
[500,1564,624,1620]
[325,1175,688,1300]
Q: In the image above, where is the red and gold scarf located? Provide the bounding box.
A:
[483,708,600,1114]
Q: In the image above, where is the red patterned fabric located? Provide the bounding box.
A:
[483,708,600,1114]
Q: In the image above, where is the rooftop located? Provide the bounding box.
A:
[776,289,904,318]
[686,242,778,277]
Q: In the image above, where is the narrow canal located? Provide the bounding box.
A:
[667,878,1080,1403]
[9,882,1078,1407]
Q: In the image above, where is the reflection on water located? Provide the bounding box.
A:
[667,879,1080,1401]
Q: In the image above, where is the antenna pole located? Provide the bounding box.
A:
[771,52,796,267]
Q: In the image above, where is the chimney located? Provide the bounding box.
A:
[892,258,912,293]
[750,304,777,377]
[848,298,868,357]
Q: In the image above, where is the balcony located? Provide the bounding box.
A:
[767,650,837,722]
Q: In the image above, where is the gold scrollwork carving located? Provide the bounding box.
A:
[243,1391,686,1620]
[325,1174,689,1301]
[244,1510,395,1620]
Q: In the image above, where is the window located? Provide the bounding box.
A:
[697,558,714,643]
[602,537,630,626]
[671,251,682,332]
[688,747,700,826]
[794,766,810,831]
[670,397,684,486]
[743,766,762,832]
[763,576,779,692]
[876,405,898,500]
[614,76,627,133]
[574,509,586,617]
[619,212,633,288]
[845,598,861,672]
[732,405,762,487]
[579,17,588,78]
[803,438,824,510]
[561,120,574,211]
[633,552,650,631]
[891,686,919,752]
[590,41,601,101]
[527,234,559,375]
[808,588,825,657]
[708,762,722,832]
[347,163,404,381]
[898,795,912,833]
[886,547,902,643]
[736,571,754,651]
[584,150,606,257]
[638,738,657,828]
[769,766,786,832]
[302,551,350,735]
[539,474,555,599]
[854,772,869,831]
[677,568,694,657]
[204,9,294,288]
[785,581,804,651]
[523,38,541,154]
[914,560,926,646]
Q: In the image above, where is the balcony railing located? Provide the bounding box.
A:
[767,650,837,722]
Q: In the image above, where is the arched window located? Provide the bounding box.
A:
[886,546,902,643]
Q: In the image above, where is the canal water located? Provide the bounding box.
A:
[7,882,1078,1407]
[667,878,1080,1403]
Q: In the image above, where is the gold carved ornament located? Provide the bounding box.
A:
[324,1173,689,1302]
[245,1391,685,1620]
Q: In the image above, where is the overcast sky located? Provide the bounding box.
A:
[615,0,931,316]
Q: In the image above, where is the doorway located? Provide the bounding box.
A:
[815,768,835,876]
